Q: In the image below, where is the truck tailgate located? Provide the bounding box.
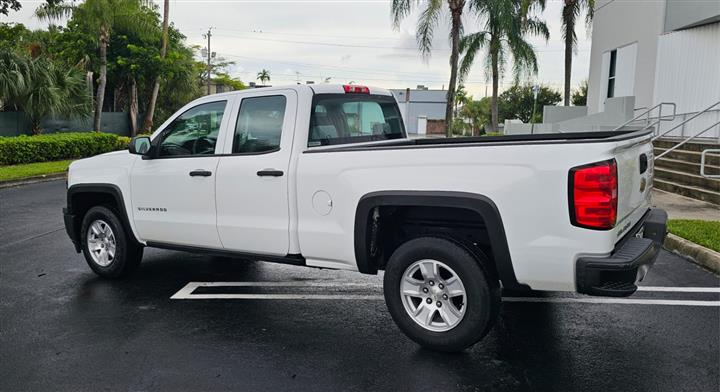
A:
[613,134,654,240]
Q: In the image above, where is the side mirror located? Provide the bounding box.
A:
[129,136,152,156]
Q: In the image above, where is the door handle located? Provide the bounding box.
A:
[257,169,284,177]
[189,169,212,177]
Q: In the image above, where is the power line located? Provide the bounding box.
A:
[211,31,588,53]
[224,55,566,87]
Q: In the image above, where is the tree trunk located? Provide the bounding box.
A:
[129,78,139,136]
[31,119,42,135]
[563,2,575,106]
[94,27,108,132]
[141,0,170,133]
[490,46,500,133]
[445,2,464,137]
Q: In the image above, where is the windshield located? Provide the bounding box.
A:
[308,94,406,147]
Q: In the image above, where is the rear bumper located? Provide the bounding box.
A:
[576,208,668,297]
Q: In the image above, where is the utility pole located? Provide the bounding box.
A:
[203,27,213,95]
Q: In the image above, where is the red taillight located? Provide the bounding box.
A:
[343,85,369,94]
[569,159,618,230]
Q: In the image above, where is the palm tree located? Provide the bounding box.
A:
[561,0,594,106]
[36,0,151,132]
[459,0,549,132]
[0,49,91,133]
[391,0,467,137]
[0,50,29,107]
[455,83,469,116]
[256,69,271,86]
[141,0,170,133]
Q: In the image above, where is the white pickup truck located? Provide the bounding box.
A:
[64,84,667,351]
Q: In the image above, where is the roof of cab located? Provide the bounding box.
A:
[205,84,393,99]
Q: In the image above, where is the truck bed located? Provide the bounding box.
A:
[305,129,649,153]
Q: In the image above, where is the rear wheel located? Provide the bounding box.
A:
[383,237,500,352]
[80,206,143,278]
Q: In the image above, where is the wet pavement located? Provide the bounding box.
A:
[1,181,719,391]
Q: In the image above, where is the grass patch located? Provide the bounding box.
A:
[667,219,720,252]
[0,160,72,182]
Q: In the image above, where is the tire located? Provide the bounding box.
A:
[383,237,501,352]
[80,205,143,278]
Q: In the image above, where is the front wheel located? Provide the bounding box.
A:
[383,237,500,352]
[80,206,143,278]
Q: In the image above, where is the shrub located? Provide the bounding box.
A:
[0,132,128,165]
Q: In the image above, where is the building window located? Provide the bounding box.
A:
[607,49,617,98]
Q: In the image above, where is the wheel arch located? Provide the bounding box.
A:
[66,183,139,248]
[354,190,529,291]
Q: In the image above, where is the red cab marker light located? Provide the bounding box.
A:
[343,85,370,94]
[569,159,618,230]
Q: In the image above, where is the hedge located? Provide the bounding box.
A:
[0,132,130,165]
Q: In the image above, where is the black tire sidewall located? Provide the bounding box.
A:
[80,206,141,278]
[383,237,499,352]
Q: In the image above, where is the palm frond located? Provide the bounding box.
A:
[35,2,75,22]
[458,31,488,81]
[416,0,443,57]
[390,0,413,29]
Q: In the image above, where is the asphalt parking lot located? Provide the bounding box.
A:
[1,180,719,392]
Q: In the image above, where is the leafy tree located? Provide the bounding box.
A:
[36,0,155,132]
[460,0,549,132]
[214,72,246,90]
[0,0,20,15]
[152,29,205,126]
[0,49,91,133]
[391,0,468,136]
[571,79,587,106]
[141,0,169,133]
[460,97,491,135]
[256,69,271,85]
[497,83,561,123]
[561,0,594,106]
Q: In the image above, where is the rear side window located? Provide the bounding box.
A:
[233,95,287,154]
[309,94,405,147]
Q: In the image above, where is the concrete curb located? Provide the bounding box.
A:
[0,173,65,189]
[664,233,720,274]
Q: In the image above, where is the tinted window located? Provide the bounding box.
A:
[158,101,226,157]
[309,94,405,146]
[233,95,287,154]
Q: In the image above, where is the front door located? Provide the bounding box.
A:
[215,91,297,255]
[131,100,229,248]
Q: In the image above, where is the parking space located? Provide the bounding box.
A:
[1,181,718,391]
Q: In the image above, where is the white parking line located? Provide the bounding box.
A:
[171,282,720,306]
[502,297,720,307]
[637,286,720,293]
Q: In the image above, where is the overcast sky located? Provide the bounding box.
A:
[8,0,592,98]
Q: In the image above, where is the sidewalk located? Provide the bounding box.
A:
[651,189,720,221]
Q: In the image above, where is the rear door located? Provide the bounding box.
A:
[613,134,654,237]
[215,90,298,255]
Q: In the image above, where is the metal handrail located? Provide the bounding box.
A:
[612,102,676,132]
[652,101,720,142]
[700,149,720,179]
[655,120,720,160]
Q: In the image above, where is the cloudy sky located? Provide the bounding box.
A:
[8,0,592,98]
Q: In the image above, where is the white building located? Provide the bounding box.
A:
[391,87,447,135]
[587,0,720,139]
